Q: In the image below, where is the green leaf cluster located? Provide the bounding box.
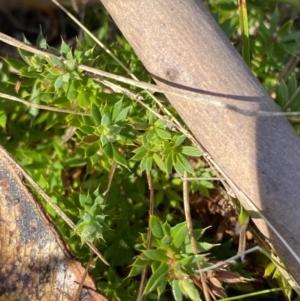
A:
[132,119,202,175]
[129,216,216,301]
[75,188,109,244]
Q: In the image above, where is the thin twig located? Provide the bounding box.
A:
[147,171,155,219]
[218,287,299,301]
[136,171,155,301]
[2,32,300,117]
[82,68,300,118]
[283,84,300,110]
[183,171,211,301]
[0,145,109,265]
[236,223,247,261]
[0,92,90,116]
[180,177,222,181]
[103,161,118,203]
[73,252,97,301]
[197,246,285,273]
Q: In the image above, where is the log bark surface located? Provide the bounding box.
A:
[0,148,107,301]
[100,0,300,282]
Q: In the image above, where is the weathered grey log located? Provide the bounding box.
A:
[100,0,300,283]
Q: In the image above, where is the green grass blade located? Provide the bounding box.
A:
[238,0,251,66]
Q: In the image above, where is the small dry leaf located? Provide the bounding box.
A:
[190,275,216,301]
[216,269,249,283]
[206,272,227,299]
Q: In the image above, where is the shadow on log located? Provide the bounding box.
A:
[100,0,300,283]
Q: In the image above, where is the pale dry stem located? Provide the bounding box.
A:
[136,171,154,301]
[183,171,211,301]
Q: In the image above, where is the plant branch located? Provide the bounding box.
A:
[49,0,180,127]
[74,162,119,299]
